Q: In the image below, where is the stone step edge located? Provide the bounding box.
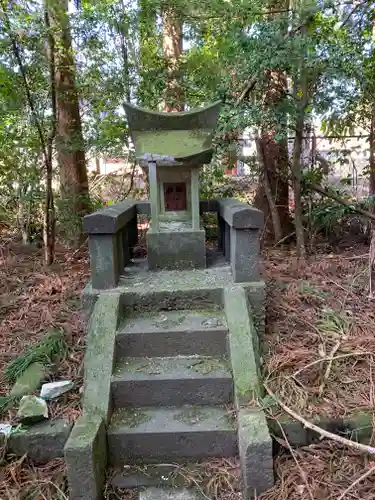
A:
[108,405,236,434]
[109,460,239,489]
[111,355,232,381]
[117,308,228,335]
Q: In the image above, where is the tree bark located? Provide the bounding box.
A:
[255,137,283,242]
[47,0,89,243]
[44,8,56,265]
[369,101,375,213]
[162,3,184,112]
[253,71,292,240]
[291,67,309,259]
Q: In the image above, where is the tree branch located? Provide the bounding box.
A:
[265,382,375,455]
[308,182,375,222]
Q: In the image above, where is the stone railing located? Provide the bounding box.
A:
[83,201,138,289]
[216,198,263,282]
[84,198,263,289]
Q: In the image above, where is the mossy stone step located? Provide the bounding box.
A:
[111,356,233,407]
[116,309,228,358]
[139,487,205,500]
[107,405,237,465]
[110,460,238,489]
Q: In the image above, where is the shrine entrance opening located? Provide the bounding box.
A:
[163,182,187,211]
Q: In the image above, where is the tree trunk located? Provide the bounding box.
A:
[162,4,184,112]
[138,0,158,108]
[369,101,375,213]
[254,131,291,238]
[291,70,309,259]
[1,0,56,263]
[47,0,89,243]
[253,71,291,241]
[44,7,56,265]
[255,137,283,243]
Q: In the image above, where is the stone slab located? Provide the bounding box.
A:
[224,286,262,408]
[111,464,194,489]
[120,309,227,333]
[83,200,137,234]
[116,309,227,358]
[244,282,266,339]
[218,198,264,229]
[147,229,206,270]
[111,356,233,407]
[65,413,107,500]
[238,409,274,498]
[268,410,374,447]
[10,362,48,398]
[1,419,72,463]
[82,293,121,422]
[107,405,237,464]
[140,488,205,500]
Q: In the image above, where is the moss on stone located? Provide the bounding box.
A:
[188,357,227,375]
[112,408,152,428]
[133,129,212,158]
[173,407,208,425]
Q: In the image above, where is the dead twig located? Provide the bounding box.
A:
[274,418,315,500]
[318,339,341,397]
[337,464,375,500]
[264,382,375,455]
[292,351,373,379]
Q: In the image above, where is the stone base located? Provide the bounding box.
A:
[147,229,206,270]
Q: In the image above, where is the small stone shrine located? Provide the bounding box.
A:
[123,101,221,270]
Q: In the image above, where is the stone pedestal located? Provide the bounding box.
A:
[147,227,206,270]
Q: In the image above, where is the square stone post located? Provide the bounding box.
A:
[230,227,260,282]
[83,200,138,290]
[88,234,119,289]
[148,161,159,231]
[217,198,264,283]
[217,214,225,252]
[127,216,138,257]
[224,222,231,260]
[122,229,130,264]
[191,167,200,230]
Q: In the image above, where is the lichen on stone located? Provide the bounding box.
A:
[173,407,207,425]
[112,408,152,428]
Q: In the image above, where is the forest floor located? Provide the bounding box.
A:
[1,235,375,498]
[0,236,89,423]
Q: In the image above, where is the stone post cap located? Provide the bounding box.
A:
[83,200,137,234]
[218,198,264,229]
[142,153,177,163]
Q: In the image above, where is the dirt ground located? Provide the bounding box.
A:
[0,237,89,422]
[1,235,375,498]
[264,244,375,419]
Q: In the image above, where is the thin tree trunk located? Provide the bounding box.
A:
[255,137,283,242]
[116,0,131,102]
[138,0,160,109]
[162,4,184,112]
[47,0,89,244]
[253,69,291,240]
[369,101,375,213]
[44,8,56,265]
[291,70,308,259]
[1,0,56,264]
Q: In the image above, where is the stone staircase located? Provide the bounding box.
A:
[66,285,273,500]
[107,309,237,469]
